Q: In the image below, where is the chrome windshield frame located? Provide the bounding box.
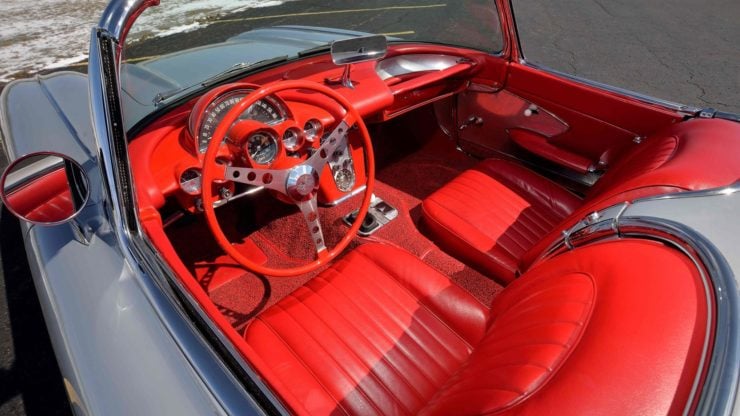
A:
[87,1,286,414]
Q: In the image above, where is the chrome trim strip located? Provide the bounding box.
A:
[634,181,740,203]
[98,0,159,43]
[323,184,367,207]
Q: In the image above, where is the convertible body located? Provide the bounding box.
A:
[1,1,738,415]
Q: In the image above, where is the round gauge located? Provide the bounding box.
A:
[333,168,356,192]
[179,168,202,195]
[190,88,286,154]
[303,119,323,142]
[246,132,279,165]
[282,128,303,152]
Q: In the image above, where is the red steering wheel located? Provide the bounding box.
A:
[201,80,375,277]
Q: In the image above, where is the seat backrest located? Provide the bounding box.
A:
[419,239,709,416]
[586,118,740,201]
[519,118,740,272]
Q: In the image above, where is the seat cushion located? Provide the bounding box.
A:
[421,159,581,283]
[244,243,489,415]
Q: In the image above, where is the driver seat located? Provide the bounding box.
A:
[243,242,707,415]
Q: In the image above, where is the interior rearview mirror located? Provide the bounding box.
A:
[1,152,89,225]
[330,34,388,65]
[328,35,388,89]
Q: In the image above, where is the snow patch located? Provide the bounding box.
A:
[0,0,294,83]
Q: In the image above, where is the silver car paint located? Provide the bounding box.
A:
[1,72,261,414]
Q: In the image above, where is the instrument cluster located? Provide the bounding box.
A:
[182,83,330,196]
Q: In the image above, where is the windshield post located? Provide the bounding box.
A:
[88,0,160,238]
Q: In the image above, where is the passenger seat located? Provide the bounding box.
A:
[422,118,740,283]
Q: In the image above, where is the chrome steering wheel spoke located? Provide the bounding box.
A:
[305,119,352,174]
[224,166,289,195]
[297,195,327,257]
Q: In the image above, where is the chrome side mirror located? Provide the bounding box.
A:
[328,35,388,89]
[1,152,90,226]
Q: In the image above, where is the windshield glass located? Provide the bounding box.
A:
[120,0,504,130]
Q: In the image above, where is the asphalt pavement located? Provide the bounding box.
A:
[0,0,738,414]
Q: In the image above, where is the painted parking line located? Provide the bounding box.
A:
[381,31,416,36]
[66,30,415,67]
[216,4,447,24]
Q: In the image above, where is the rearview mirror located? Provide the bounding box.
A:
[328,35,388,89]
[1,152,89,225]
[330,35,388,65]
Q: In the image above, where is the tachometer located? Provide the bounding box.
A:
[189,86,286,154]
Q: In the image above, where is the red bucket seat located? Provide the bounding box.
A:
[421,118,740,283]
[243,242,708,415]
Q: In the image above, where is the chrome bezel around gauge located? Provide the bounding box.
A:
[188,86,288,154]
[245,131,279,166]
[179,167,203,195]
[282,127,304,152]
[303,119,323,143]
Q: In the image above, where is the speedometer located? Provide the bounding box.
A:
[189,86,286,154]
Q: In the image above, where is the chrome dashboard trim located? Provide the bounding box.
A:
[323,184,367,207]
[375,54,462,80]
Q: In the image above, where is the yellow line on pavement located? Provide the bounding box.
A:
[50,4,443,69]
[381,31,415,36]
[216,4,447,24]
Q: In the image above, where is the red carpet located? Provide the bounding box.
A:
[166,130,504,332]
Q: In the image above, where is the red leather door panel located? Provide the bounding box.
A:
[456,62,685,175]
[502,63,684,171]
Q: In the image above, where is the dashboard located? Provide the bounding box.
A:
[129,44,489,219]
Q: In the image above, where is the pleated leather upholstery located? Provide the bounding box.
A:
[421,158,581,283]
[419,272,594,415]
[244,243,489,415]
[244,241,707,415]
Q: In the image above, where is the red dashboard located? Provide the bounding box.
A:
[129,44,489,220]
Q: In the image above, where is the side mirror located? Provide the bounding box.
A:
[328,35,388,89]
[1,152,89,226]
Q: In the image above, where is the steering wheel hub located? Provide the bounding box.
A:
[286,165,320,201]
